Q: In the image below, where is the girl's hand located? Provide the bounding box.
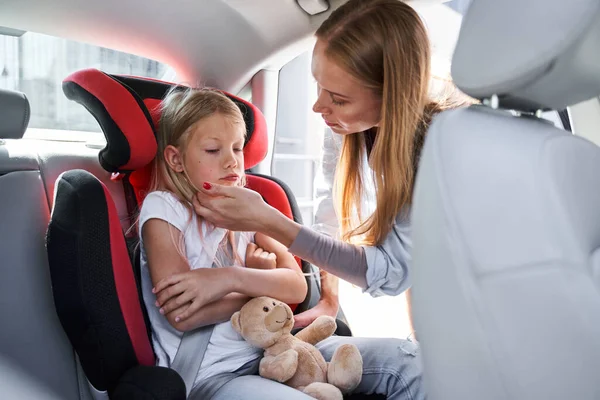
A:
[153,267,234,322]
[245,242,277,270]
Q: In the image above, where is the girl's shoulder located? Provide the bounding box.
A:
[139,190,193,232]
[142,191,186,212]
[143,190,179,203]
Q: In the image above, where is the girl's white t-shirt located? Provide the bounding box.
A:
[138,191,262,386]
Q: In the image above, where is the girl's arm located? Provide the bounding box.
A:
[235,232,307,300]
[166,293,251,332]
[143,219,249,332]
[154,232,307,325]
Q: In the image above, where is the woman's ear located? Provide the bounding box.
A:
[164,145,184,173]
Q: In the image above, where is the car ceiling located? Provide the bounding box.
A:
[0,0,455,93]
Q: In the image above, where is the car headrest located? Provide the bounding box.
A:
[0,88,30,139]
[451,0,600,112]
[62,68,268,173]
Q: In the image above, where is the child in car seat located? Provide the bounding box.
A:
[138,87,309,398]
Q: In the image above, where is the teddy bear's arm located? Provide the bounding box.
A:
[259,349,299,383]
[294,315,337,345]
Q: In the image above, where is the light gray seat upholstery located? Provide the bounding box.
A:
[0,355,64,400]
[411,0,600,399]
[0,88,30,139]
[0,89,81,398]
[0,89,129,398]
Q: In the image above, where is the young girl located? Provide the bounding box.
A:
[138,87,308,398]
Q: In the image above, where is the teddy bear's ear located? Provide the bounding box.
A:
[231,311,242,334]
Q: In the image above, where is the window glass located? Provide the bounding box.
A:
[0,30,171,137]
[271,51,324,225]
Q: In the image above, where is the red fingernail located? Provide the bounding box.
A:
[203,182,212,190]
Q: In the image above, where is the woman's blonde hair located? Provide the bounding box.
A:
[317,0,471,245]
[148,87,247,265]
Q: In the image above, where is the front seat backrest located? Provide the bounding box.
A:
[411,0,600,399]
[0,89,80,399]
[0,88,30,140]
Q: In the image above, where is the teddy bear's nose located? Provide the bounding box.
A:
[265,304,289,332]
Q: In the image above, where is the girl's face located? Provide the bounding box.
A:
[165,112,245,190]
[311,39,382,135]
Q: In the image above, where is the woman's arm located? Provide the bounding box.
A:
[287,223,369,289]
[193,184,411,296]
[293,270,339,329]
[192,186,363,279]
[143,219,248,332]
[289,214,412,297]
[193,187,369,285]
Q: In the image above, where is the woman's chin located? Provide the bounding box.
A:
[330,125,358,136]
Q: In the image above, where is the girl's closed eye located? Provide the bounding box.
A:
[205,149,219,154]
[331,98,347,106]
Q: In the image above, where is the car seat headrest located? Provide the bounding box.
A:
[451,0,600,111]
[0,88,30,139]
[62,68,268,172]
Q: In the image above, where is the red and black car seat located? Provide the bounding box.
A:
[45,68,312,399]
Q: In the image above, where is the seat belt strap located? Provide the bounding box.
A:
[170,232,240,397]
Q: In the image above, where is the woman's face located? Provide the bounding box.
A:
[311,39,382,135]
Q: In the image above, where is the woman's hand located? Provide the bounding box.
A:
[245,242,277,270]
[193,182,303,247]
[293,297,339,329]
[293,270,340,329]
[153,267,236,322]
[192,183,271,233]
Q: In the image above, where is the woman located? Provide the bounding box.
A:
[292,66,468,332]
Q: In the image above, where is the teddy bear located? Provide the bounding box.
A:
[231,296,363,400]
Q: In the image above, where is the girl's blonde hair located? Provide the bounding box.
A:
[149,87,246,201]
[148,87,247,266]
[316,0,473,245]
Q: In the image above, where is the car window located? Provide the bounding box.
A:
[0,29,172,141]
